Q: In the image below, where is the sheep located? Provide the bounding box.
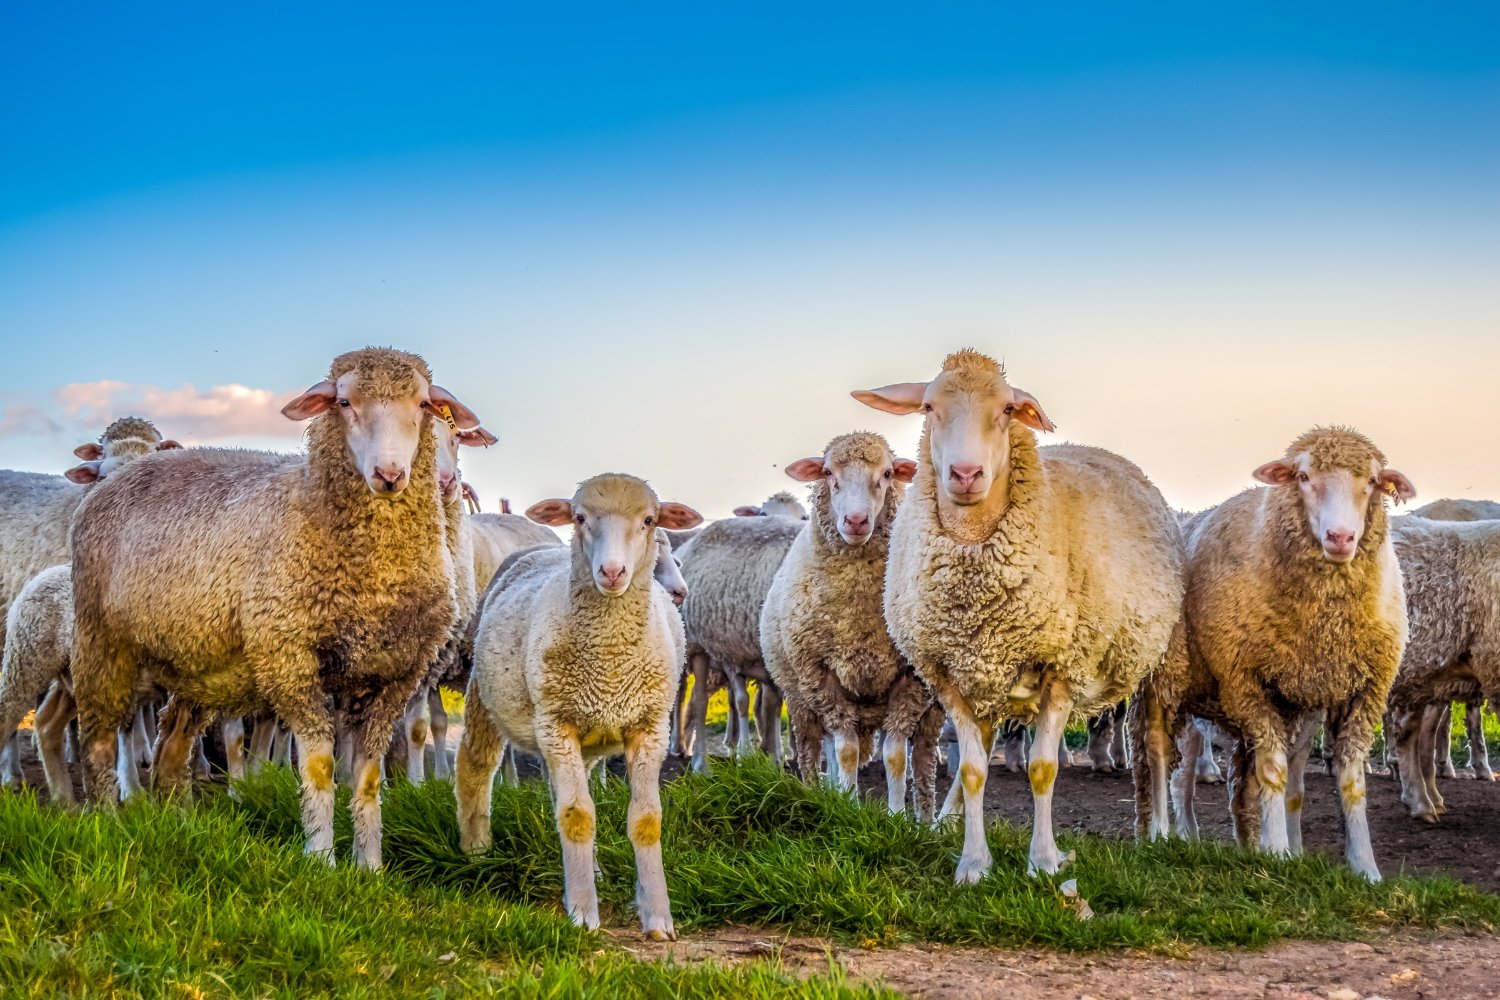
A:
[758,432,944,816]
[676,514,803,772]
[0,418,177,790]
[1134,427,1412,881]
[69,348,483,869]
[1382,515,1500,819]
[733,491,810,521]
[1411,498,1500,522]
[454,474,701,937]
[468,512,563,592]
[854,349,1184,879]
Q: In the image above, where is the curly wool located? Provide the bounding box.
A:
[99,416,162,449]
[884,419,1183,723]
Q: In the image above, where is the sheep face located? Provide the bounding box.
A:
[1254,429,1415,564]
[651,531,688,606]
[431,419,498,502]
[528,476,702,597]
[734,493,810,520]
[66,424,180,484]
[281,355,481,499]
[852,350,1053,509]
[786,434,915,546]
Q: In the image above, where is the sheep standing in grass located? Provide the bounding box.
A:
[70,348,481,869]
[760,432,944,816]
[455,474,701,936]
[1136,427,1412,880]
[1383,516,1500,819]
[854,349,1184,879]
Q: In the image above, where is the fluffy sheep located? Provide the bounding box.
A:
[1411,498,1500,522]
[733,491,810,521]
[69,348,482,869]
[1135,427,1412,880]
[760,432,944,816]
[1383,515,1500,819]
[854,349,1184,879]
[455,474,701,937]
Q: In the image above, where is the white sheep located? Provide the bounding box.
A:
[454,474,701,937]
[854,349,1185,879]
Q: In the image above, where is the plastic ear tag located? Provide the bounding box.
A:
[438,404,459,432]
[1382,480,1398,496]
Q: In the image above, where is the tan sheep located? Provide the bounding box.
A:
[855,349,1185,879]
[1135,427,1412,880]
[455,474,701,937]
[69,348,483,869]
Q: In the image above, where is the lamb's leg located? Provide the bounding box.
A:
[500,742,518,783]
[728,672,753,757]
[1469,702,1494,781]
[1228,740,1260,846]
[1417,702,1447,814]
[541,729,599,929]
[1027,676,1075,875]
[222,717,246,781]
[455,678,503,853]
[1218,678,1292,856]
[349,739,384,870]
[116,728,143,800]
[624,725,675,940]
[427,687,451,779]
[1435,704,1457,779]
[757,681,784,765]
[909,704,945,823]
[1171,720,1202,840]
[400,691,428,784]
[686,653,711,774]
[830,727,861,793]
[789,707,824,785]
[883,732,909,814]
[1391,707,1438,821]
[941,691,994,884]
[1323,711,1380,882]
[1131,687,1175,841]
[1286,712,1320,856]
[34,683,76,804]
[246,714,275,774]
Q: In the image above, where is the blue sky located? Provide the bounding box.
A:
[3,3,1497,512]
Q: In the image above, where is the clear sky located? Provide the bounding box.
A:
[3,3,1497,515]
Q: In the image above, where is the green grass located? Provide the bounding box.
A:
[1447,702,1500,758]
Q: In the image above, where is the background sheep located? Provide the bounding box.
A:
[760,431,945,817]
[1411,498,1500,522]
[733,491,809,521]
[70,348,481,870]
[1136,427,1412,880]
[455,475,700,937]
[855,349,1184,879]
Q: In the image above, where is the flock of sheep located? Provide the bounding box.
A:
[0,345,1496,938]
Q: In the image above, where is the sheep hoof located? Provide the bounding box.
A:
[643,925,677,942]
[953,855,993,884]
[1414,811,1439,825]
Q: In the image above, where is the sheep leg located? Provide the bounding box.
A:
[427,686,451,779]
[34,682,76,804]
[1086,710,1115,772]
[400,691,428,784]
[1324,711,1380,882]
[71,636,141,805]
[686,653,711,774]
[1131,687,1175,841]
[942,693,994,883]
[1195,720,1225,784]
[273,721,293,766]
[116,728,143,800]
[246,714,276,774]
[222,716,247,781]
[757,682,784,765]
[729,672,753,757]
[454,678,503,853]
[830,726,861,794]
[909,704,945,823]
[1391,708,1438,821]
[349,738,384,870]
[790,707,824,785]
[1027,678,1074,875]
[1171,720,1202,840]
[1110,699,1130,768]
[0,735,15,791]
[1228,740,1260,846]
[667,675,688,758]
[1469,702,1494,780]
[1002,721,1027,773]
[65,718,78,766]
[883,732,909,813]
[541,729,599,929]
[1285,712,1320,856]
[1417,702,1447,814]
[150,698,205,793]
[624,725,675,941]
[1435,704,1457,779]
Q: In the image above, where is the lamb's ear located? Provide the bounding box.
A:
[282,380,337,420]
[74,443,104,460]
[1253,460,1297,485]
[1379,469,1417,504]
[657,502,703,530]
[784,458,826,482]
[156,439,182,451]
[732,505,762,517]
[851,381,928,415]
[526,498,574,526]
[457,427,498,447]
[64,460,104,484]
[426,385,482,431]
[1010,388,1056,433]
[892,459,918,483]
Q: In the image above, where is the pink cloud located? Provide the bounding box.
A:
[2,380,305,444]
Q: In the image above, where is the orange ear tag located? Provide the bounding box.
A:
[438,404,459,432]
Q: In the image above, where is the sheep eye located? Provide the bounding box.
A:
[1368,477,1378,488]
[920,403,933,414]
[574,514,586,525]
[644,515,654,527]
[1298,472,1309,483]
[883,469,892,480]
[1003,404,1014,416]
[338,398,351,408]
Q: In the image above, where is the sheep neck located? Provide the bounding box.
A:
[566,540,654,619]
[923,421,1041,547]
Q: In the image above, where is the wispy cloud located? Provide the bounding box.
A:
[1,380,303,445]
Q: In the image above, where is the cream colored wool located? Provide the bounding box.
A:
[69,349,464,869]
[468,512,562,592]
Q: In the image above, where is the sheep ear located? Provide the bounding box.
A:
[65,460,104,484]
[893,459,918,483]
[851,381,928,415]
[1253,460,1297,486]
[461,482,481,511]
[1010,388,1056,433]
[658,502,703,530]
[732,505,762,517]
[282,380,337,420]
[1379,469,1416,504]
[457,427,497,447]
[426,385,482,431]
[156,439,182,451]
[74,443,104,460]
[784,458,826,482]
[526,498,574,526]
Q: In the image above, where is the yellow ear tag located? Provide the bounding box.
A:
[1383,480,1398,496]
[438,404,459,432]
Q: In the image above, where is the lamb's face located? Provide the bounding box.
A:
[431,420,498,502]
[651,530,688,606]
[1255,451,1416,563]
[786,440,915,545]
[65,434,181,484]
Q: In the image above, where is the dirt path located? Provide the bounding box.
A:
[616,926,1500,999]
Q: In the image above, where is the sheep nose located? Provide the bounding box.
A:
[1325,529,1356,549]
[948,464,983,490]
[373,465,406,491]
[438,471,457,494]
[843,513,869,531]
[599,564,627,587]
[670,586,687,607]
